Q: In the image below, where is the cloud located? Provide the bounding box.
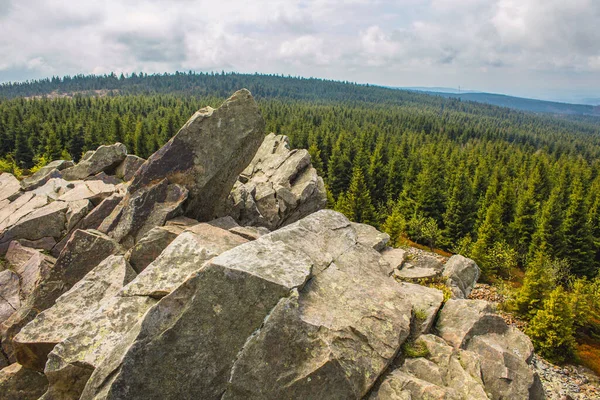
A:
[0,0,598,100]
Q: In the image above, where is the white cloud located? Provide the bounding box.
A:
[0,0,598,99]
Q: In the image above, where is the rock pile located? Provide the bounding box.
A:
[0,90,546,399]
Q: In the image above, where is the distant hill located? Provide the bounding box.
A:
[400,88,600,117]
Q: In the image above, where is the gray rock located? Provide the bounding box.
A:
[125,225,184,273]
[128,89,265,222]
[0,363,48,400]
[371,369,460,400]
[98,180,188,247]
[20,160,74,191]
[0,270,21,324]
[0,173,21,202]
[57,180,116,204]
[43,223,247,399]
[115,154,145,181]
[352,222,390,251]
[226,133,326,230]
[84,171,122,185]
[0,200,69,252]
[397,282,444,336]
[17,237,56,251]
[228,225,270,241]
[61,143,127,180]
[395,251,445,281]
[442,255,480,299]
[31,178,72,200]
[206,215,240,230]
[0,193,48,233]
[381,247,407,275]
[13,255,135,371]
[435,299,506,349]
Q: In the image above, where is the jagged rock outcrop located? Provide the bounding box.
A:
[226,132,327,230]
[61,143,127,181]
[126,89,265,222]
[0,90,545,400]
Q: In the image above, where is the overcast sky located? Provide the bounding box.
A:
[0,0,599,103]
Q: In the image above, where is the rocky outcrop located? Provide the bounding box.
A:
[61,143,127,181]
[127,89,265,222]
[0,90,545,400]
[226,133,327,230]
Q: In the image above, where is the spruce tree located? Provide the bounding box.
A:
[14,129,34,169]
[509,187,538,258]
[327,134,353,198]
[69,124,85,162]
[471,200,503,277]
[562,179,595,277]
[45,130,63,161]
[529,188,564,260]
[526,285,576,363]
[512,252,557,318]
[443,165,475,248]
[335,166,376,225]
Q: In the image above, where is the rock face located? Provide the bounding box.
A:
[442,255,481,298]
[20,160,74,191]
[115,155,145,181]
[0,173,21,202]
[81,211,413,400]
[0,363,48,400]
[61,143,127,181]
[226,133,327,230]
[127,89,265,222]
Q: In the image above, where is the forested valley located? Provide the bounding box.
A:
[1,72,600,367]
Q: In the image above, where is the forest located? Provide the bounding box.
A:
[1,72,599,367]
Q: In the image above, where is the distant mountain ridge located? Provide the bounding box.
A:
[399,87,600,117]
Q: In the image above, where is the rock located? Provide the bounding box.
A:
[13,255,136,371]
[206,215,240,230]
[20,160,74,191]
[128,89,265,221]
[228,225,270,241]
[125,225,184,273]
[17,237,56,251]
[371,369,460,400]
[0,200,69,253]
[435,299,506,349]
[165,215,199,228]
[352,222,390,251]
[57,180,116,204]
[5,241,39,269]
[466,328,545,400]
[395,251,445,281]
[99,180,188,246]
[0,270,21,324]
[122,225,248,298]
[381,247,407,275]
[225,133,326,230]
[61,143,127,180]
[0,173,21,202]
[83,210,414,400]
[0,363,48,400]
[5,242,51,300]
[31,178,72,200]
[84,171,122,185]
[50,192,125,257]
[442,255,480,299]
[397,282,444,335]
[65,199,93,232]
[115,154,145,181]
[21,168,61,192]
[0,192,48,233]
[43,223,247,399]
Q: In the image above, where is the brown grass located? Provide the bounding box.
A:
[576,337,600,376]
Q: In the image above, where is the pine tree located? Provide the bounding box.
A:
[45,130,62,161]
[69,124,85,162]
[562,179,595,277]
[382,201,406,247]
[471,200,503,277]
[509,186,538,258]
[335,166,376,225]
[327,134,353,198]
[443,165,475,248]
[308,143,324,176]
[512,252,557,318]
[529,188,564,260]
[14,129,34,169]
[414,157,445,221]
[526,286,576,363]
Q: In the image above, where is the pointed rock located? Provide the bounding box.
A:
[0,173,21,202]
[127,89,265,221]
[115,154,145,181]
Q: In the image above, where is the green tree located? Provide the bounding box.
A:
[526,285,576,363]
[335,166,376,225]
[562,179,595,277]
[45,130,62,161]
[443,165,475,248]
[511,252,558,318]
[14,129,34,169]
[471,201,503,278]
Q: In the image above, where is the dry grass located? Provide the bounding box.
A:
[576,337,600,376]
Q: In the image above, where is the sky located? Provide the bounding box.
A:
[0,0,599,103]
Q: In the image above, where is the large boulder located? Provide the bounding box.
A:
[0,270,21,324]
[0,193,48,233]
[13,255,136,371]
[126,89,265,222]
[20,160,74,191]
[226,133,326,230]
[125,225,185,273]
[442,255,480,299]
[61,143,127,181]
[0,363,48,400]
[43,223,248,399]
[81,211,414,400]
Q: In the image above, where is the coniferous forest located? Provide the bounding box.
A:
[1,72,600,366]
